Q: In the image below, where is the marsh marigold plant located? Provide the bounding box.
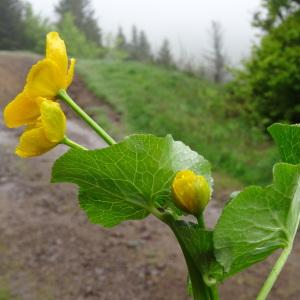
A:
[15,99,66,157]
[4,32,76,157]
[3,32,300,300]
[4,32,75,128]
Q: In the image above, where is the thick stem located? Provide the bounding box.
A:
[186,255,210,300]
[256,245,292,300]
[197,215,219,300]
[61,137,88,151]
[208,285,220,300]
[168,220,211,300]
[58,89,116,146]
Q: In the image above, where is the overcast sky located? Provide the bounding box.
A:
[27,0,262,65]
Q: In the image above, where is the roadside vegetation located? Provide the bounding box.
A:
[1,0,298,187]
[0,286,16,300]
[77,59,277,185]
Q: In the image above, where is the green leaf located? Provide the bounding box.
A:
[52,134,211,227]
[268,123,300,164]
[213,163,300,280]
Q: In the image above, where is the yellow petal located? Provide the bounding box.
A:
[172,170,211,216]
[15,126,56,158]
[46,32,68,75]
[40,99,66,142]
[25,59,65,98]
[3,91,41,128]
[66,58,76,88]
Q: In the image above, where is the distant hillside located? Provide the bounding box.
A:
[77,59,277,185]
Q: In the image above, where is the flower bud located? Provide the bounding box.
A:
[171,170,211,216]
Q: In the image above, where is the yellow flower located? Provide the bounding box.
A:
[16,99,66,158]
[172,170,211,216]
[4,32,75,128]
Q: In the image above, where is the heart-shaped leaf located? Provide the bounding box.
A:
[52,134,211,227]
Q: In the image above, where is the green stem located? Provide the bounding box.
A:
[197,213,206,229]
[186,255,210,300]
[208,285,220,300]
[197,214,219,300]
[256,245,292,300]
[149,207,169,223]
[159,214,219,300]
[58,89,116,146]
[168,220,211,300]
[61,136,88,151]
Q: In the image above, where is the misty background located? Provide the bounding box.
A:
[26,0,261,65]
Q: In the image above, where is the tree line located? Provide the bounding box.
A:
[0,0,103,56]
[0,0,174,65]
[0,0,227,83]
[2,0,298,124]
[228,0,300,125]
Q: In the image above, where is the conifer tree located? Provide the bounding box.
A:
[23,2,52,53]
[253,0,300,32]
[128,25,152,62]
[157,38,173,67]
[56,0,102,45]
[137,30,152,62]
[129,25,139,59]
[116,26,127,52]
[207,21,226,83]
[0,0,25,49]
[57,12,101,58]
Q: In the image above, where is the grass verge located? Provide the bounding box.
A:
[77,59,277,185]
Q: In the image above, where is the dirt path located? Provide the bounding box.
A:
[0,52,299,300]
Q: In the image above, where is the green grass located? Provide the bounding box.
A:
[0,287,17,300]
[77,59,277,185]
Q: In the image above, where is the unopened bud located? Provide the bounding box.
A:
[171,170,211,216]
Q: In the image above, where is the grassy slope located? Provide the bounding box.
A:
[0,285,17,300]
[77,59,277,185]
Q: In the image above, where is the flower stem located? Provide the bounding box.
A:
[256,245,292,300]
[197,213,206,229]
[61,136,88,151]
[168,220,211,300]
[208,285,220,300]
[197,214,220,300]
[186,255,210,300]
[58,89,116,146]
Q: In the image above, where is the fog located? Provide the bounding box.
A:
[27,0,262,64]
